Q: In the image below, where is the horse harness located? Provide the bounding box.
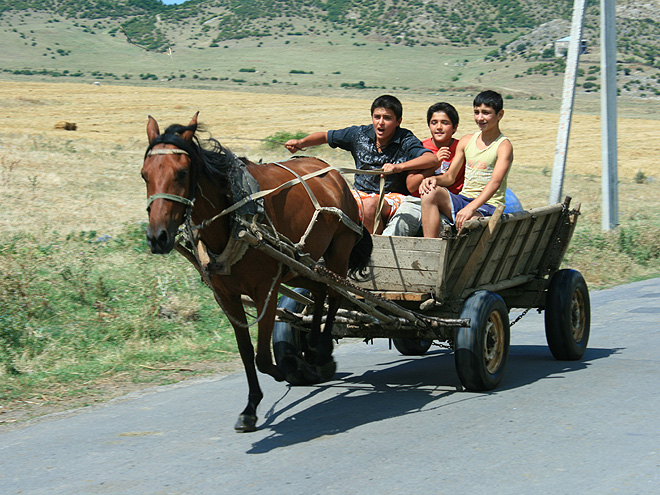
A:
[145,148,363,279]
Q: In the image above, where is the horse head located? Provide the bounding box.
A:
[141,113,199,254]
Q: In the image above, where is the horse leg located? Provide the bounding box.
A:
[254,288,286,383]
[310,229,359,380]
[305,285,336,381]
[219,293,263,433]
[314,290,341,380]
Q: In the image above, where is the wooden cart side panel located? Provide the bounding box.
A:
[502,213,557,278]
[354,203,571,300]
[442,206,565,301]
[358,235,449,293]
[520,211,565,276]
[469,218,521,288]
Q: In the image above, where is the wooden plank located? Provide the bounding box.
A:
[365,291,432,302]
[444,233,470,278]
[493,211,552,282]
[450,205,505,298]
[469,216,509,288]
[548,202,580,271]
[459,274,537,301]
[356,235,448,293]
[533,197,576,277]
[490,219,524,284]
[522,212,561,275]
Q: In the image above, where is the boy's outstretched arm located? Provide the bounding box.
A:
[284,131,328,153]
[454,139,514,229]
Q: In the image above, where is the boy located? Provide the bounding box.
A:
[420,90,513,235]
[408,101,464,196]
[284,95,436,234]
[382,101,465,236]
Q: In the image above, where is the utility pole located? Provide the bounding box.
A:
[549,0,586,204]
[600,0,618,230]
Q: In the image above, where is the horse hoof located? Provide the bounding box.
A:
[282,356,321,386]
[234,414,258,433]
[271,368,286,382]
[315,359,337,382]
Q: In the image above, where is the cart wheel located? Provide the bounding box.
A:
[455,290,510,391]
[272,289,320,386]
[544,269,590,360]
[392,338,433,356]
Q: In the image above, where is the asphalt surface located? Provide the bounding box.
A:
[2,278,659,494]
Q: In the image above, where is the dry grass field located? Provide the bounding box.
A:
[1,80,659,423]
[1,80,659,237]
[1,79,660,286]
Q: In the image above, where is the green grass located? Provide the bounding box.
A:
[0,223,239,402]
[564,219,660,288]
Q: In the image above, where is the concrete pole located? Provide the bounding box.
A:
[601,0,618,230]
[549,0,586,204]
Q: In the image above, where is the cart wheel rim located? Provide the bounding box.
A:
[570,289,586,343]
[484,311,505,374]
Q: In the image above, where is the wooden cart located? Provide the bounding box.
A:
[268,197,590,391]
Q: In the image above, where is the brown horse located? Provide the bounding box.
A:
[141,113,372,432]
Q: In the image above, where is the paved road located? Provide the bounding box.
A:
[2,278,659,494]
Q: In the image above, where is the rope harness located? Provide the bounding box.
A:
[145,148,374,329]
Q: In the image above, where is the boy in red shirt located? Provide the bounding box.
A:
[383,102,465,236]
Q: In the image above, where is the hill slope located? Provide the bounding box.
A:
[1,0,659,103]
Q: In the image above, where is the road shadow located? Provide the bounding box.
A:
[500,344,621,390]
[247,345,620,454]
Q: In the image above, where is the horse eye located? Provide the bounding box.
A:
[176,169,189,182]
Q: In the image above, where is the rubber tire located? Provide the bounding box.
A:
[392,338,433,356]
[455,290,510,391]
[544,269,590,360]
[272,289,317,386]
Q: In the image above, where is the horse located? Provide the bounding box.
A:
[141,113,372,432]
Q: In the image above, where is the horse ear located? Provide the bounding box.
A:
[180,112,199,142]
[147,115,160,143]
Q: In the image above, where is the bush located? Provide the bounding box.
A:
[635,170,648,184]
[262,130,307,149]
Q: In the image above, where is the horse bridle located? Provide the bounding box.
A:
[144,148,196,210]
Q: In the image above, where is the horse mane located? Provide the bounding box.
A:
[146,122,240,187]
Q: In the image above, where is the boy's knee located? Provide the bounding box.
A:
[362,196,379,209]
[421,188,441,206]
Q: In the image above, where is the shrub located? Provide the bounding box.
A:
[635,170,648,184]
[262,131,307,149]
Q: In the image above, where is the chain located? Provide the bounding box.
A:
[509,308,532,327]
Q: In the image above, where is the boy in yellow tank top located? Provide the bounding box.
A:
[419,90,514,234]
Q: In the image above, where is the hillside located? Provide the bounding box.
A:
[1,0,659,104]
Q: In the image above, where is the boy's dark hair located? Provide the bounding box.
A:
[473,90,504,114]
[371,95,403,120]
[426,102,459,127]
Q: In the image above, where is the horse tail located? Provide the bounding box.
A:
[348,225,373,281]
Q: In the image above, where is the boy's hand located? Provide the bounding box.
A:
[455,204,477,230]
[381,162,401,174]
[436,147,451,164]
[284,139,304,153]
[419,176,437,196]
